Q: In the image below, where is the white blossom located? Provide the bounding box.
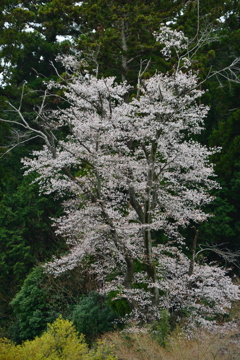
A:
[18,27,239,325]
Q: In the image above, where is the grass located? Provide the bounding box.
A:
[100,296,240,360]
[102,325,240,360]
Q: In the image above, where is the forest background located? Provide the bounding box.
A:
[0,0,240,343]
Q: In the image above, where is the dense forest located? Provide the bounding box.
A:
[0,0,240,352]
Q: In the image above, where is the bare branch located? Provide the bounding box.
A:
[0,133,40,159]
[19,80,27,111]
[196,244,240,269]
[137,59,151,98]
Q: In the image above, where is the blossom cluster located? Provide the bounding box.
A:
[20,26,239,325]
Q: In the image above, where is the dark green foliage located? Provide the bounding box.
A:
[9,267,60,342]
[9,266,87,343]
[201,86,240,256]
[179,2,240,259]
[149,310,171,347]
[107,291,132,318]
[210,109,240,180]
[72,292,119,343]
[0,0,82,85]
[0,166,66,336]
[199,191,237,245]
[75,0,185,83]
[0,173,66,289]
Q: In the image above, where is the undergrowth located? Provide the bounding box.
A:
[102,324,240,360]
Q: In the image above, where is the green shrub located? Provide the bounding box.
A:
[9,266,60,342]
[107,291,132,317]
[72,292,119,343]
[149,309,171,347]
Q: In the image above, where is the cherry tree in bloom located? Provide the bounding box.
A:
[6,26,239,323]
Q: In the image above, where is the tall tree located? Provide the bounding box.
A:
[0,0,83,85]
[72,0,192,82]
[2,27,239,324]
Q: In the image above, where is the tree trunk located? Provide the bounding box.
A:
[121,19,128,81]
[123,255,134,289]
[188,226,198,276]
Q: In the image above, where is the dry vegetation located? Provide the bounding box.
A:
[103,327,240,360]
[100,284,240,360]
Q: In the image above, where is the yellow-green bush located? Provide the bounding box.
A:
[0,317,117,360]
